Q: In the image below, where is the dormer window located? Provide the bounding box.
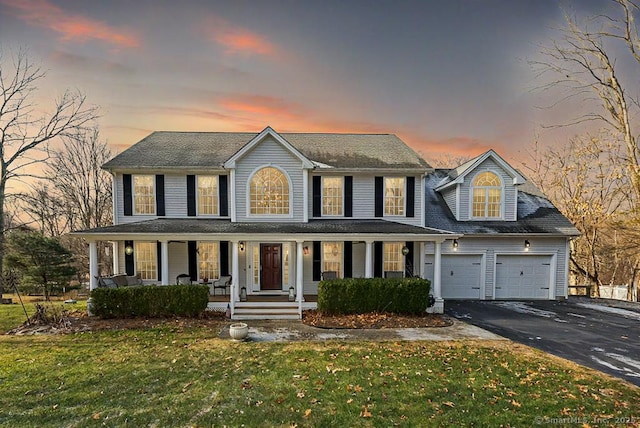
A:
[250,166,290,215]
[472,171,502,218]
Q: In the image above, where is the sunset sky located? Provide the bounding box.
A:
[0,0,611,164]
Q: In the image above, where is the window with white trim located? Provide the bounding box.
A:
[197,175,218,215]
[323,242,343,278]
[384,177,405,216]
[198,242,219,281]
[383,242,403,273]
[472,171,502,218]
[322,177,343,216]
[135,242,156,280]
[133,175,155,215]
[250,167,290,215]
[253,246,260,286]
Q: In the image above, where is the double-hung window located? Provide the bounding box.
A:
[197,176,218,215]
[323,242,343,278]
[384,177,405,216]
[133,175,155,215]
[322,177,343,216]
[135,242,157,280]
[383,242,403,273]
[197,242,219,281]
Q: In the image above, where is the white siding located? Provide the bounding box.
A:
[441,187,457,219]
[235,137,305,222]
[165,174,187,217]
[424,237,569,299]
[168,241,189,284]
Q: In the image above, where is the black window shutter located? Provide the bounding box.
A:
[406,176,415,218]
[188,241,198,281]
[312,241,322,281]
[374,176,383,217]
[219,175,229,217]
[156,241,162,282]
[344,241,352,278]
[124,240,134,275]
[156,175,165,216]
[345,176,353,217]
[404,241,414,277]
[220,241,229,276]
[123,174,132,216]
[187,175,196,216]
[312,176,321,217]
[374,241,383,277]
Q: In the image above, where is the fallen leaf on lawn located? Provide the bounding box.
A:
[347,398,354,404]
[360,406,372,418]
[297,391,305,398]
[182,381,193,392]
[92,413,101,420]
[442,401,455,408]
[511,400,521,408]
[304,409,312,418]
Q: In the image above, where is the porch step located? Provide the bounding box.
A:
[232,302,300,320]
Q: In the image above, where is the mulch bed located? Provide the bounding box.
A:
[302,310,453,329]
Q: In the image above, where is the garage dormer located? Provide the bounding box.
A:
[434,150,526,222]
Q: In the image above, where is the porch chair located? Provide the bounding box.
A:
[322,271,337,280]
[212,275,232,295]
[176,273,192,285]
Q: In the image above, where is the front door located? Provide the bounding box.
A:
[260,244,282,290]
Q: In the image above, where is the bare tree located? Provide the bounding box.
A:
[0,48,98,297]
[524,134,630,296]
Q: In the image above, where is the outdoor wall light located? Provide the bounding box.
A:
[401,245,410,256]
[303,246,309,255]
[452,239,459,249]
[288,286,296,302]
[524,240,531,250]
[124,245,134,256]
[239,241,245,252]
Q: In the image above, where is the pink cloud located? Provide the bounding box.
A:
[201,16,277,56]
[2,0,140,48]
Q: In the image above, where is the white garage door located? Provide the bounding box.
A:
[425,254,483,299]
[495,255,552,299]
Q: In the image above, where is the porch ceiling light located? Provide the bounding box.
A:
[239,241,245,252]
[124,245,134,256]
[401,246,410,256]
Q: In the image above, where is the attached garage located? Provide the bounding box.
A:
[425,254,484,299]
[495,255,553,299]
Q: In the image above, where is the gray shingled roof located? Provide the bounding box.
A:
[425,170,580,236]
[75,219,452,237]
[103,131,431,170]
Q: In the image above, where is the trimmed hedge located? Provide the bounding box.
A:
[317,277,431,315]
[90,285,209,318]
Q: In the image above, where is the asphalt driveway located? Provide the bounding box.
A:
[446,297,640,386]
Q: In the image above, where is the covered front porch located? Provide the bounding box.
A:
[78,219,458,319]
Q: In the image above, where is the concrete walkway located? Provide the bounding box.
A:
[219,318,504,342]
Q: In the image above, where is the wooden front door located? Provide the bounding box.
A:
[260,244,282,290]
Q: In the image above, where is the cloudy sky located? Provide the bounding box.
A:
[0,0,611,163]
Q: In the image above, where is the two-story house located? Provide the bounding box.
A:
[76,127,578,319]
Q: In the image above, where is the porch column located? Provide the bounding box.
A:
[364,241,373,278]
[231,241,240,312]
[427,240,444,314]
[296,241,304,316]
[161,240,169,285]
[112,241,120,275]
[89,241,99,290]
[419,242,426,278]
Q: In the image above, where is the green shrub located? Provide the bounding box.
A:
[317,277,431,315]
[90,285,209,318]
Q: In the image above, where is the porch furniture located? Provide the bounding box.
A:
[97,274,143,288]
[322,271,337,280]
[176,273,192,285]
[385,271,404,278]
[212,275,232,295]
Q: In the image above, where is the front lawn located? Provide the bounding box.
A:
[1,320,638,427]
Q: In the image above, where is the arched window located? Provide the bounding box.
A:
[472,171,502,218]
[250,167,290,215]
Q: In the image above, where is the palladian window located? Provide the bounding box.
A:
[472,171,502,218]
[250,167,290,215]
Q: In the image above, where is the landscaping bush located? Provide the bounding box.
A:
[317,277,431,315]
[91,285,209,318]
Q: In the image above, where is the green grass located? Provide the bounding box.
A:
[0,296,86,333]
[0,316,638,427]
